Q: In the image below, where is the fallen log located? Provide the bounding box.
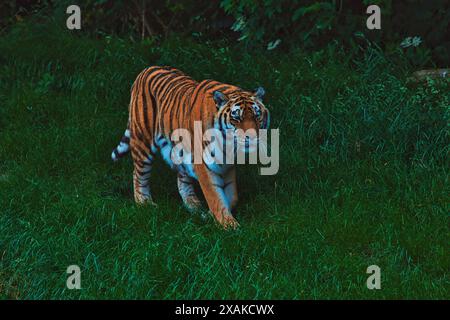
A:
[409,69,449,82]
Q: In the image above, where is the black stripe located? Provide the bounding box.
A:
[175,83,194,120]
[191,80,213,107]
[154,72,181,98]
[218,112,225,131]
[132,95,146,136]
[141,73,151,133]
[149,92,157,132]
[132,144,151,162]
[168,81,190,130]
[157,135,166,142]
[145,66,165,79]
[136,167,152,176]
[223,181,233,189]
[151,71,175,97]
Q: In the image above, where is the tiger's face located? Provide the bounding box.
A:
[213,87,270,153]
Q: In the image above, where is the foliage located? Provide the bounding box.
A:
[1,1,449,66]
[0,0,224,39]
[221,0,450,65]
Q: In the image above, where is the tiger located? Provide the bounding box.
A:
[111,66,270,229]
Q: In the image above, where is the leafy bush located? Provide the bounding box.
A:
[221,0,450,65]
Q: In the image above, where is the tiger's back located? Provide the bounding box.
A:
[130,66,196,146]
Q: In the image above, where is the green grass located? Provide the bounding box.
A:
[0,22,449,299]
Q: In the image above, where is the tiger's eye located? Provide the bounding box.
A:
[253,105,261,117]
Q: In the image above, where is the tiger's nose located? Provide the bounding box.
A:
[244,129,257,140]
[241,119,258,136]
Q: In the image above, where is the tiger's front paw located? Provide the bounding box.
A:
[138,201,158,208]
[220,214,240,230]
[135,195,158,208]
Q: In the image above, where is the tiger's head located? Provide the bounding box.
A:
[213,87,270,153]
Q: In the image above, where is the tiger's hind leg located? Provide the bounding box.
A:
[177,173,202,212]
[131,139,157,206]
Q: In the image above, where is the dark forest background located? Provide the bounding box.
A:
[1,0,449,66]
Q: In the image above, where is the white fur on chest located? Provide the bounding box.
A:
[157,137,231,178]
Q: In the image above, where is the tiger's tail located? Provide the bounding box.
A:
[111,121,131,162]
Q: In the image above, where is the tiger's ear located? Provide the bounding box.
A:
[254,87,265,101]
[213,91,229,109]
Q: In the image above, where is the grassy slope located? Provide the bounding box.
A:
[0,22,448,299]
